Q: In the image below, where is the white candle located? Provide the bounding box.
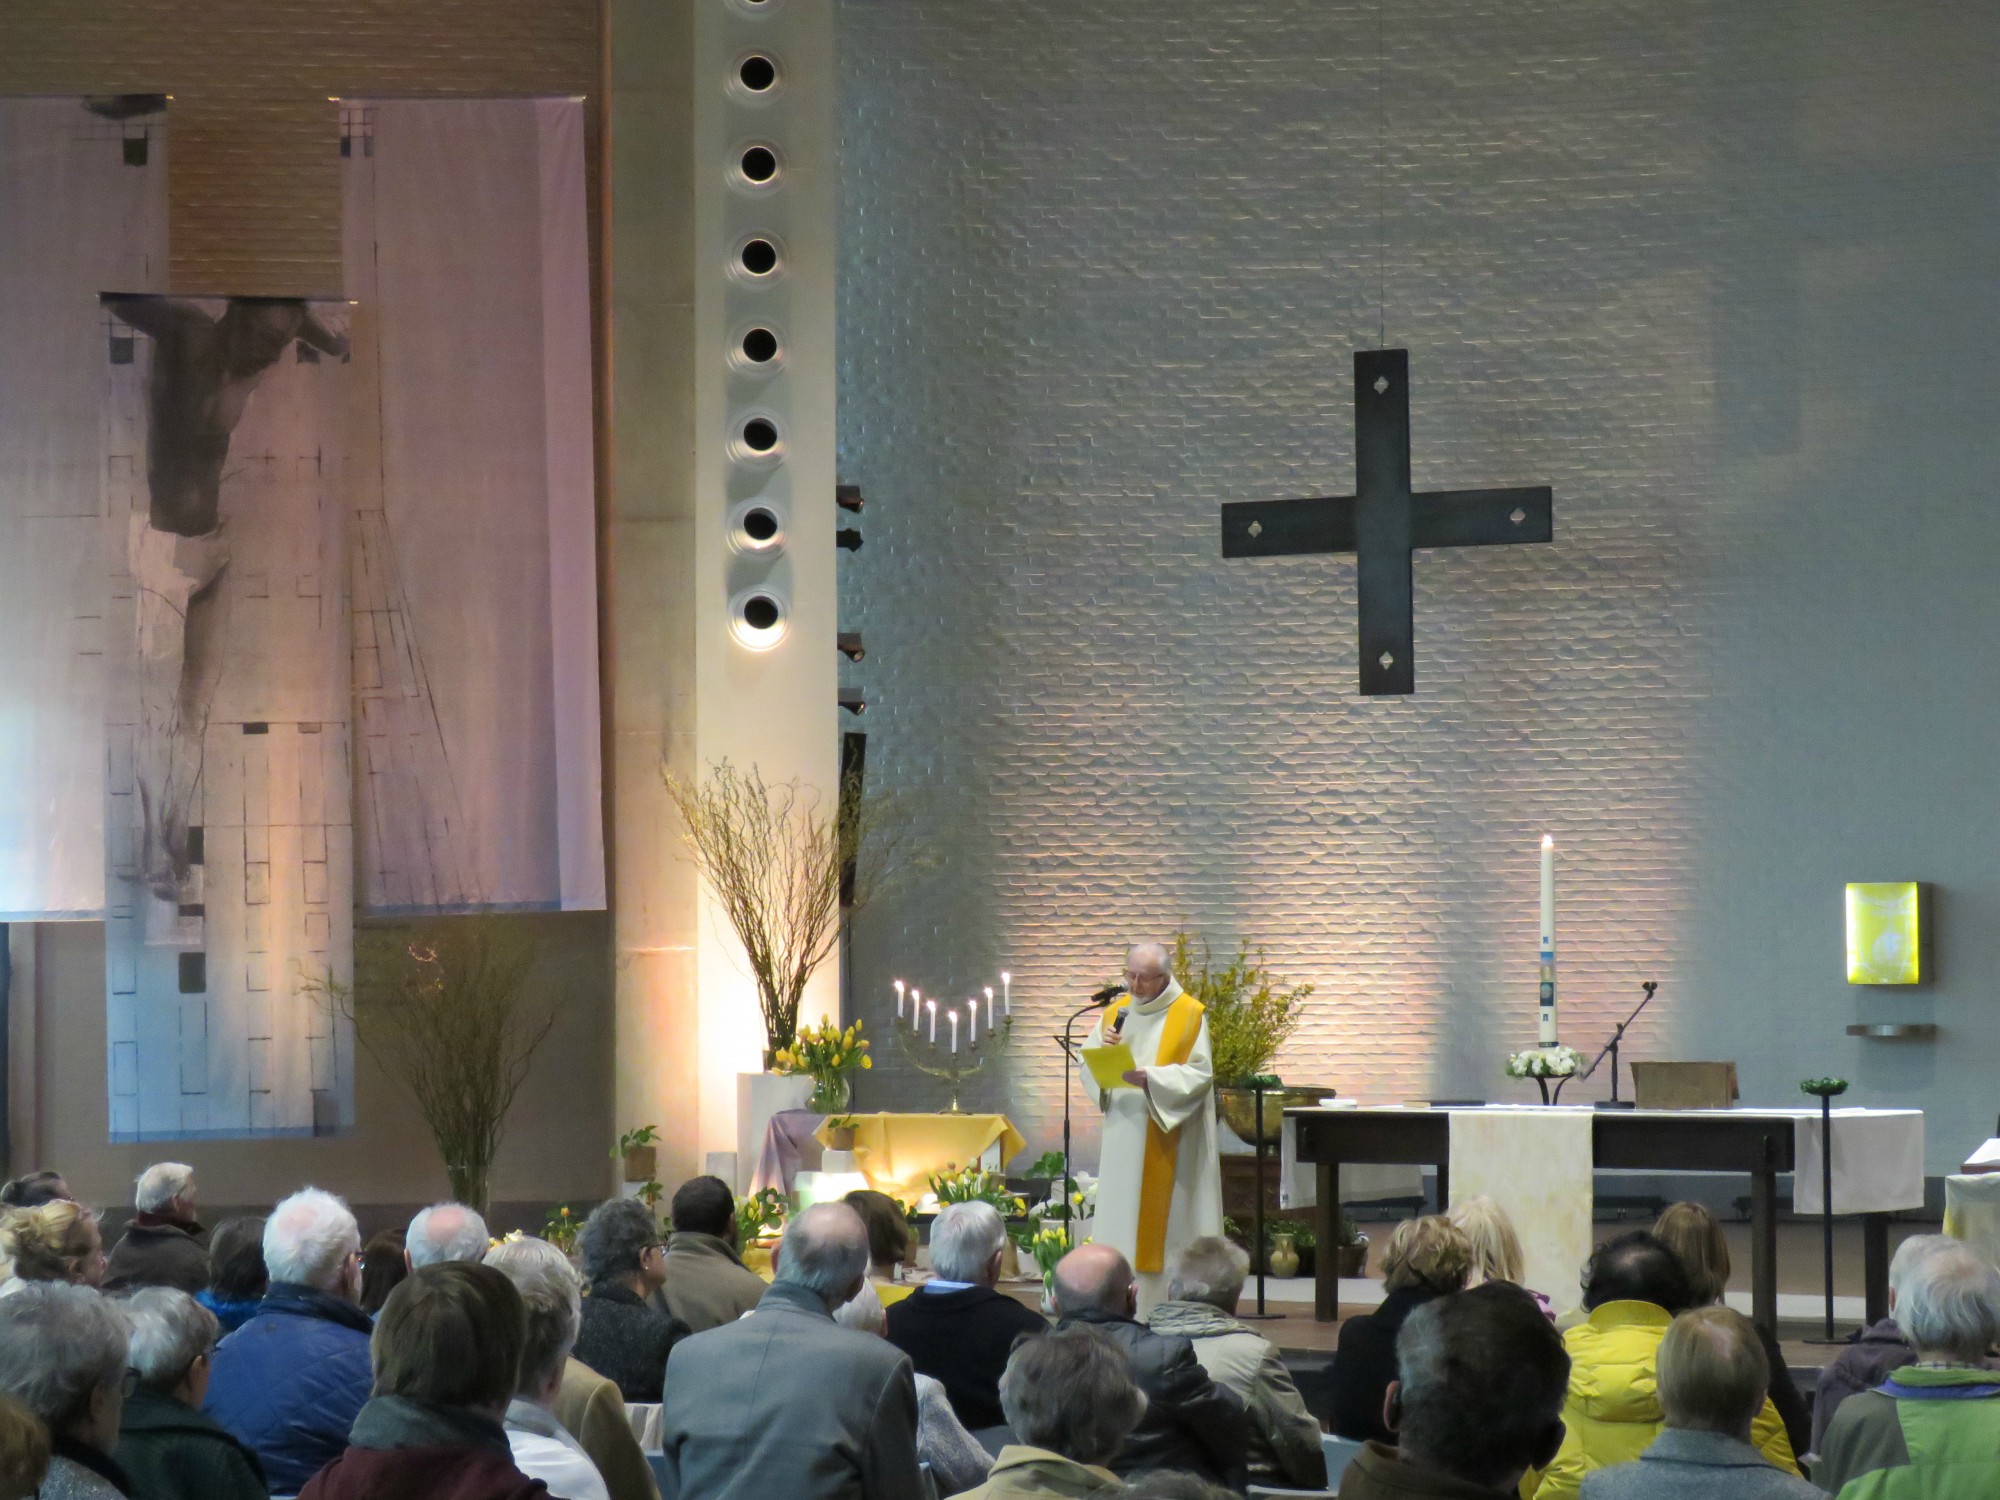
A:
[894,978,905,1020]
[1001,971,1012,1016]
[911,988,922,1030]
[927,999,937,1043]
[969,998,980,1044]
[949,1010,959,1053]
[1539,835,1558,1046]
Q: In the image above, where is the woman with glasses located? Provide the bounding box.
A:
[570,1199,690,1403]
[111,1287,266,1500]
[0,1282,131,1499]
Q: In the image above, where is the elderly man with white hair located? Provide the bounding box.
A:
[885,1200,1047,1431]
[406,1201,491,1269]
[105,1161,210,1294]
[1081,941,1223,1315]
[661,1201,926,1500]
[201,1186,374,1495]
[1147,1236,1326,1489]
[113,1287,267,1500]
[483,1235,611,1500]
[0,1283,132,1500]
[1817,1239,2000,1498]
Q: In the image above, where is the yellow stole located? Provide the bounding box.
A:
[1104,992,1205,1273]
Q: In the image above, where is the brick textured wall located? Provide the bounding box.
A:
[0,0,599,294]
[836,0,2000,1174]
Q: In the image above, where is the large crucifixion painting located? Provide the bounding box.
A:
[1221,349,1553,695]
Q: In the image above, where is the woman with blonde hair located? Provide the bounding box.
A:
[1327,1214,1474,1444]
[1651,1200,1809,1457]
[0,1200,108,1289]
[1449,1195,1556,1319]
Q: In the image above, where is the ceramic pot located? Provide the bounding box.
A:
[1267,1231,1301,1280]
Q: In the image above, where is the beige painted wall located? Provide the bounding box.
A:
[20,916,616,1221]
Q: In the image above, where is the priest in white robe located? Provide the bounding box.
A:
[1083,941,1225,1313]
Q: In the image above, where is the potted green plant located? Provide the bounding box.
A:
[1164,934,1318,1141]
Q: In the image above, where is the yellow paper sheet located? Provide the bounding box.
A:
[1083,1042,1138,1090]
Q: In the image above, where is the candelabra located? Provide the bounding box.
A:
[890,974,1014,1113]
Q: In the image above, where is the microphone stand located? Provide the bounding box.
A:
[1582,981,1657,1110]
[1057,993,1120,1250]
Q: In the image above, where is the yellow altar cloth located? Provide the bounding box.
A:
[815,1112,1028,1200]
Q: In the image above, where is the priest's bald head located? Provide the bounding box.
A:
[1053,1242,1138,1319]
[1124,942,1173,1002]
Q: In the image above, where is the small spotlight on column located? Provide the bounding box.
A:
[837,632,866,662]
[836,484,865,513]
[839,688,866,715]
[836,528,863,551]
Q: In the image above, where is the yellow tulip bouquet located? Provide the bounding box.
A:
[773,1017,872,1113]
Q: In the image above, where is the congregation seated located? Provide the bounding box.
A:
[1145,1235,1327,1489]
[1051,1242,1248,1489]
[298,1262,549,1500]
[1580,1306,1820,1500]
[0,1198,108,1290]
[113,1287,267,1500]
[1651,1200,1809,1456]
[480,1236,611,1500]
[883,1200,1046,1429]
[959,1327,1142,1500]
[1328,1215,1472,1445]
[0,1172,70,1210]
[660,1201,925,1500]
[360,1229,410,1316]
[1529,1231,1797,1500]
[409,1201,493,1269]
[571,1199,689,1403]
[844,1189,918,1305]
[202,1187,375,1495]
[0,1393,50,1500]
[1121,1475,1236,1499]
[1817,1239,2000,1498]
[104,1163,209,1296]
[0,1282,134,1499]
[488,1236,658,1500]
[1450,1194,1554,1317]
[196,1217,268,1334]
[836,1278,993,1495]
[1337,1281,1569,1500]
[1812,1233,1948,1454]
[655,1175,768,1332]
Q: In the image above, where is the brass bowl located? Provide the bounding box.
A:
[1217,1085,1333,1144]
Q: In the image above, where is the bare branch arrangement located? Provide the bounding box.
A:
[305,915,551,1216]
[663,759,889,1059]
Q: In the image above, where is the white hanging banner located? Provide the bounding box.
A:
[340,97,605,913]
[101,294,357,1141]
[0,97,168,919]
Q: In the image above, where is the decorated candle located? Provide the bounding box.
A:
[1539,835,1558,1046]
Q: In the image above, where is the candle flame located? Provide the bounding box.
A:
[1542,834,1554,849]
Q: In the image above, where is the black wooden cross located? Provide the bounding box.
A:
[1221,349,1553,695]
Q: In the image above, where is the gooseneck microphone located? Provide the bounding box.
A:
[1088,983,1130,1006]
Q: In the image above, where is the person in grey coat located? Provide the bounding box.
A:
[1580,1307,1821,1500]
[659,1201,925,1500]
[0,1283,134,1500]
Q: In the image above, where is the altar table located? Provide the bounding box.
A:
[812,1111,1028,1200]
[1287,1105,1924,1334]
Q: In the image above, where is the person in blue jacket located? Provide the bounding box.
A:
[202,1188,373,1495]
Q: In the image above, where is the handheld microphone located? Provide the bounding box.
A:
[1088,983,1129,1006]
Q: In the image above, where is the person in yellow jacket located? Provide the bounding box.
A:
[1527,1233,1799,1500]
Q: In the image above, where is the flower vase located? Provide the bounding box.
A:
[1267,1232,1301,1280]
[809,1077,852,1115]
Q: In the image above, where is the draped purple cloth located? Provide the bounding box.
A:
[750,1108,828,1196]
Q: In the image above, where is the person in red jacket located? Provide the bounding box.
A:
[300,1262,549,1500]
